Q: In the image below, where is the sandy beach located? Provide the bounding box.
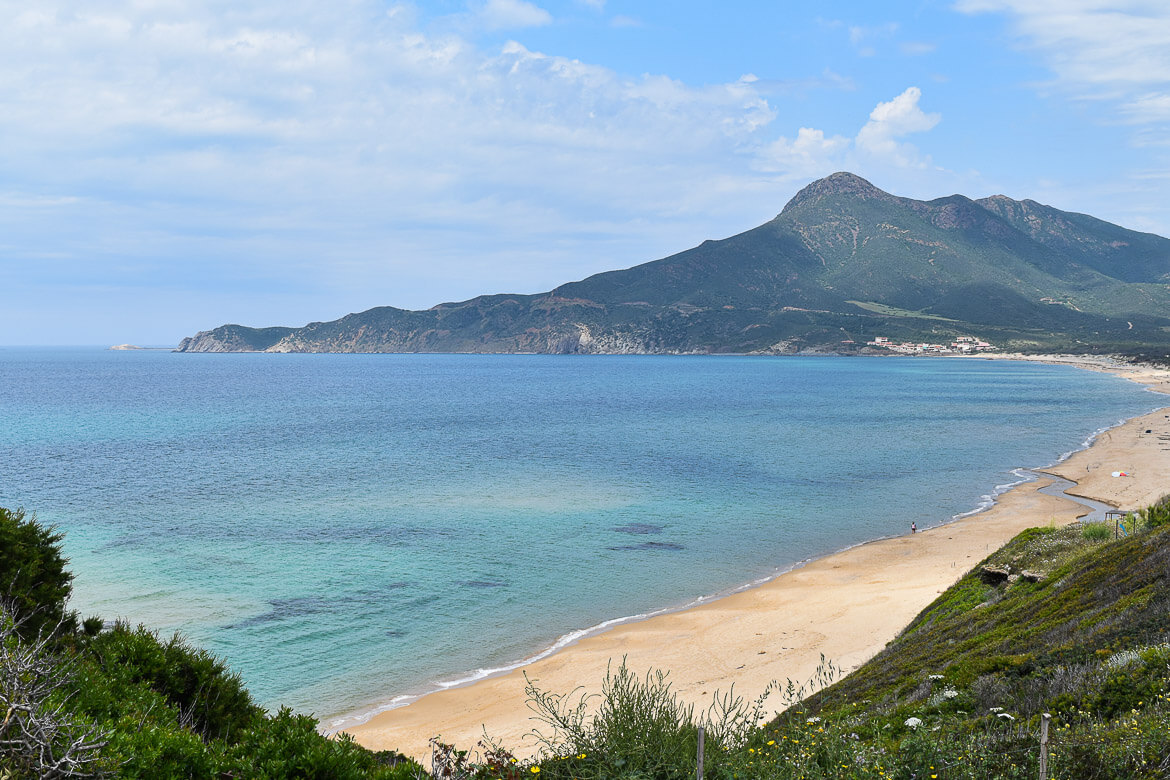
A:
[345,357,1170,763]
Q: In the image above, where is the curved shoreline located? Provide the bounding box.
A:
[327,462,1045,736]
[341,357,1170,762]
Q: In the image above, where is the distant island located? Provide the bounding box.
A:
[177,172,1170,356]
[109,344,175,351]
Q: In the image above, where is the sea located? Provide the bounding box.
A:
[0,348,1162,728]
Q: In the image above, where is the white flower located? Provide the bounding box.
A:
[943,689,959,699]
[928,674,944,681]
[996,712,1016,721]
[805,716,821,724]
[989,707,1004,713]
[904,717,923,729]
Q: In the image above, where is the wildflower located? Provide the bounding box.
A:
[577,753,586,759]
[996,713,1016,721]
[767,740,775,746]
[530,768,540,775]
[929,674,944,680]
[904,717,923,729]
[989,707,1004,713]
[943,688,959,699]
[806,716,821,724]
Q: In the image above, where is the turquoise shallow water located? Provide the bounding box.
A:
[0,349,1162,726]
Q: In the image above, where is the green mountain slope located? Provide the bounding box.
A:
[177,173,1170,354]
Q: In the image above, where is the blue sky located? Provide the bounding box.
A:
[4,0,1170,345]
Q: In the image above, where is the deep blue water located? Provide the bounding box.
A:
[0,349,1161,726]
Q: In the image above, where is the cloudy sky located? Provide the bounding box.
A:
[4,0,1170,345]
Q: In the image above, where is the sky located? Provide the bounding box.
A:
[3,1,1170,345]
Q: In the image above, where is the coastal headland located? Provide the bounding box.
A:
[343,356,1170,763]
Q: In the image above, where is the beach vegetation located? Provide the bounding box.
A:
[1082,521,1112,540]
[520,661,784,780]
[1137,494,1170,529]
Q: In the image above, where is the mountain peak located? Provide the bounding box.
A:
[780,172,890,215]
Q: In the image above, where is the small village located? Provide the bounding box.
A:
[864,334,997,354]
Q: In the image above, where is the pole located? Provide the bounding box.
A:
[696,725,705,780]
[1038,712,1050,780]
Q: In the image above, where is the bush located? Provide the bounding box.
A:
[1082,522,1112,541]
[1138,494,1170,529]
[520,659,791,780]
[82,623,260,742]
[226,708,424,780]
[0,507,77,640]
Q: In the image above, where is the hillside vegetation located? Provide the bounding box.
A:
[178,173,1170,355]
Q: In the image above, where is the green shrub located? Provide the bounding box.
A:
[523,663,707,779]
[83,623,260,742]
[0,507,77,640]
[227,709,424,780]
[1082,522,1112,541]
[1138,494,1170,529]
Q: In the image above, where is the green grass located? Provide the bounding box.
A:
[846,300,960,322]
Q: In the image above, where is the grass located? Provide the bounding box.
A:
[846,301,960,322]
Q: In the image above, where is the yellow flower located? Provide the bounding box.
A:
[530,768,540,775]
[577,753,586,759]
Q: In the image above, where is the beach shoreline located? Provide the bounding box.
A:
[342,355,1170,763]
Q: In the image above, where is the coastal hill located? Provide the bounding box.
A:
[177,172,1170,354]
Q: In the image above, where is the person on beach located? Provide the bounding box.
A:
[911,522,917,533]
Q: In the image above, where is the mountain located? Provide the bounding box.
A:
[177,173,1170,355]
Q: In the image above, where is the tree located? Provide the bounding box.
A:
[0,605,107,778]
[0,508,76,642]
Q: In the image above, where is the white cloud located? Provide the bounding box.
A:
[759,128,851,177]
[955,0,1170,125]
[475,0,553,30]
[855,87,941,166]
[755,87,941,178]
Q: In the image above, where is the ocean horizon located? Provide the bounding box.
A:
[0,348,1162,726]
